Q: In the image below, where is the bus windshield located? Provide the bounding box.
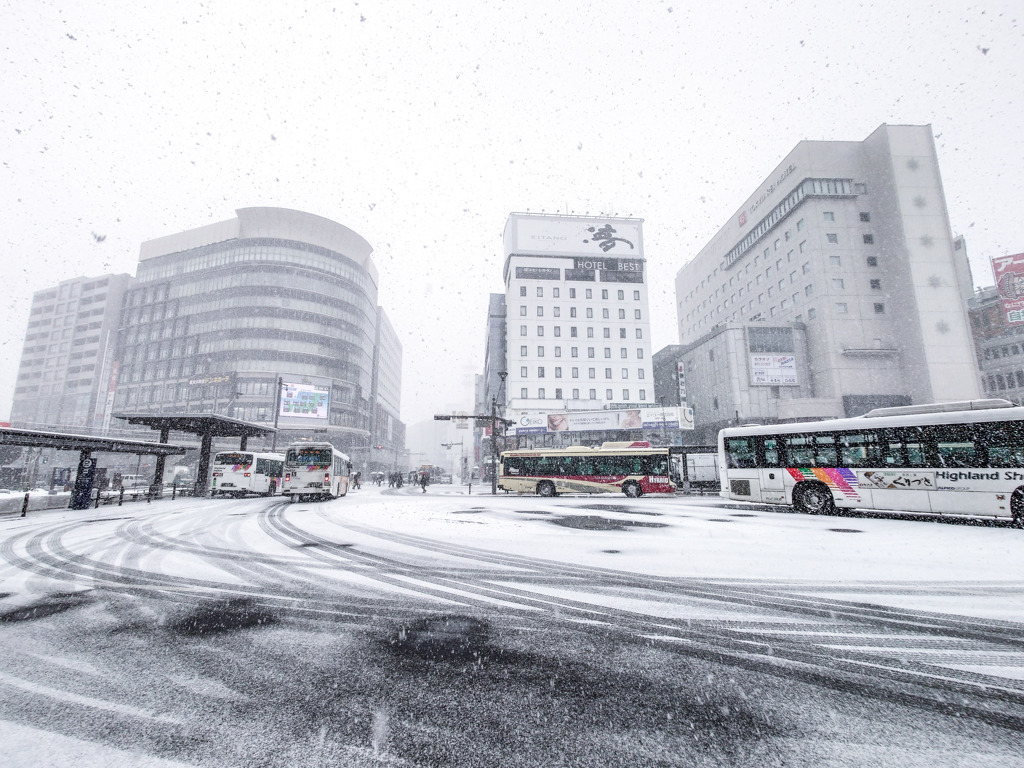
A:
[214,452,252,468]
[286,447,332,465]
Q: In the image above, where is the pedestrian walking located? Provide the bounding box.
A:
[419,471,428,493]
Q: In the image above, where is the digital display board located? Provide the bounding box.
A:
[279,381,330,419]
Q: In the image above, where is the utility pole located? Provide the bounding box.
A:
[435,408,512,495]
[271,376,284,451]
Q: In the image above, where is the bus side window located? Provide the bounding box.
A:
[984,422,1024,467]
[928,424,979,468]
[785,434,815,466]
[726,437,756,468]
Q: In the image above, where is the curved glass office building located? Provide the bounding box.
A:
[112,207,401,455]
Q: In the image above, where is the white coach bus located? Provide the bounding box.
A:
[718,399,1024,525]
[210,452,285,497]
[282,442,351,501]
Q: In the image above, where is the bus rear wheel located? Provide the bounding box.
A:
[793,482,834,515]
[622,481,642,498]
[537,481,556,497]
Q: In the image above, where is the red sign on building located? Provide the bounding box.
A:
[992,253,1024,324]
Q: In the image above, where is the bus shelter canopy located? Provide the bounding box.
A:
[0,426,186,456]
[113,413,277,497]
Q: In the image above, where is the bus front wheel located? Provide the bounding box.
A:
[537,481,556,497]
[793,482,834,515]
[622,482,642,498]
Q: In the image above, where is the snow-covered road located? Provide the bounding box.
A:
[1,487,1022,767]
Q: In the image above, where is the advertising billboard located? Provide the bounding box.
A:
[750,354,798,385]
[506,214,643,258]
[279,381,330,420]
[992,253,1024,324]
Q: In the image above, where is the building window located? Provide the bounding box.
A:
[553,287,560,298]
[537,367,545,378]
[520,306,527,316]
[570,307,577,318]
[587,327,595,338]
[537,306,544,316]
[554,388,562,399]
[829,254,841,267]
[808,308,817,320]
[520,325,527,336]
[827,233,839,244]
[554,366,562,377]
[604,367,612,378]
[602,328,610,338]
[638,369,645,379]
[538,388,546,399]
[617,290,624,300]
[635,329,642,339]
[605,348,612,358]
[870,279,882,290]
[823,211,835,221]
[621,368,629,379]
[589,389,597,399]
[601,289,609,299]
[602,308,609,319]
[586,289,593,299]
[805,285,814,296]
[622,389,630,400]
[802,262,810,274]
[863,234,874,244]
[832,278,845,290]
[570,326,578,337]
[537,326,544,336]
[619,328,626,338]
[859,212,871,222]
[588,347,595,358]
[606,389,613,400]
[633,290,640,300]
[713,396,719,409]
[520,346,528,356]
[571,347,578,357]
[554,346,561,357]
[636,349,644,359]
[570,288,576,298]
[520,366,528,377]
[588,368,596,379]
[537,287,544,297]
[618,309,625,319]
[519,286,526,296]
[573,388,580,398]
[538,347,545,357]
[867,256,878,267]
[554,326,561,337]
[521,388,528,398]
[836,302,848,314]
[553,307,560,317]
[874,303,885,314]
[572,367,579,378]
[586,308,594,319]
[797,218,804,231]
[639,389,647,400]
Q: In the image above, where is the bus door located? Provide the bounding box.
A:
[759,437,785,496]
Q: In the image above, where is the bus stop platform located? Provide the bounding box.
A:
[0,426,187,510]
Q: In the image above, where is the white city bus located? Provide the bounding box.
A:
[210,452,285,497]
[718,399,1024,525]
[282,442,351,501]
[499,441,677,497]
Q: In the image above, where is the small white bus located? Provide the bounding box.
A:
[718,399,1024,525]
[210,452,285,497]
[283,442,351,501]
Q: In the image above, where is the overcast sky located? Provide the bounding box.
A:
[2,0,1021,427]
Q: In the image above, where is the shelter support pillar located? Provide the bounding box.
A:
[195,430,213,497]
[240,435,248,451]
[152,426,170,497]
[70,451,97,511]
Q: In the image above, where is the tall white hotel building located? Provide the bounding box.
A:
[502,213,655,426]
[674,124,979,437]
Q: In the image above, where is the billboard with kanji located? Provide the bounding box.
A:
[992,253,1024,324]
